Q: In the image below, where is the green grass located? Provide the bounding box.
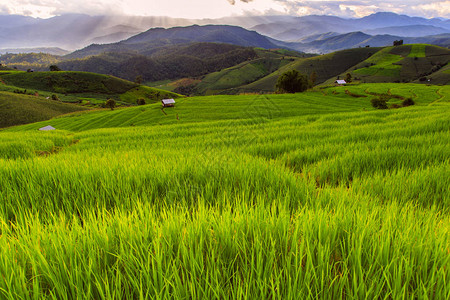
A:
[119,85,181,104]
[353,47,403,77]
[6,89,375,132]
[0,91,88,128]
[146,80,176,91]
[407,44,427,58]
[0,83,449,298]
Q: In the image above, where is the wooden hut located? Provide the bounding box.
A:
[162,98,175,107]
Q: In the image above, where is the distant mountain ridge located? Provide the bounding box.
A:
[0,47,69,56]
[290,32,450,53]
[0,12,448,51]
[252,12,450,42]
[68,23,450,59]
[363,25,450,37]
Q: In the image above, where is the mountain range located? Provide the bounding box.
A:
[61,24,450,58]
[253,12,450,42]
[0,12,449,53]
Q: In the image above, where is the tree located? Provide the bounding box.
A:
[371,96,388,109]
[105,99,116,110]
[51,94,60,101]
[49,65,61,71]
[345,73,352,83]
[135,75,143,84]
[393,40,404,46]
[137,98,146,105]
[275,70,309,93]
[309,71,317,87]
[402,98,415,107]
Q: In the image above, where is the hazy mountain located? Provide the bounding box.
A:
[291,32,450,53]
[0,12,448,52]
[364,25,450,37]
[0,13,291,50]
[251,12,450,41]
[0,47,69,56]
[251,16,355,40]
[0,15,38,28]
[294,32,340,43]
[0,14,195,50]
[354,12,449,29]
[124,25,279,47]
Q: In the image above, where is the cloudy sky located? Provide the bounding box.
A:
[0,0,449,19]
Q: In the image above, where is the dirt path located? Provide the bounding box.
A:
[429,88,444,106]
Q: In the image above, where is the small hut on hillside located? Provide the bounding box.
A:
[39,125,55,131]
[335,80,347,85]
[162,98,175,107]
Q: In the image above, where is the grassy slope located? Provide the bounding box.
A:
[240,47,382,92]
[7,83,448,132]
[0,91,88,128]
[327,44,450,84]
[0,83,449,298]
[195,57,294,95]
[422,62,450,85]
[8,88,373,132]
[0,71,181,104]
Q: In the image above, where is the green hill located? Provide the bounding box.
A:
[419,62,450,85]
[239,47,382,93]
[326,44,450,84]
[0,71,138,94]
[194,57,295,95]
[0,91,88,128]
[0,70,181,105]
[0,52,60,70]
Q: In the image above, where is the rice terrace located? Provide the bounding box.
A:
[0,3,450,299]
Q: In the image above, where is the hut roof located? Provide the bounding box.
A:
[39,125,55,131]
[162,98,175,105]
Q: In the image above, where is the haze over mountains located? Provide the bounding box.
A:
[0,12,449,54]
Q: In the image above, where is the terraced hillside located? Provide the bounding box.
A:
[0,91,88,128]
[216,47,382,94]
[1,83,448,298]
[193,51,298,95]
[163,44,449,95]
[326,44,450,84]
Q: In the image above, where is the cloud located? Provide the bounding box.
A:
[270,0,450,18]
[0,0,448,19]
[228,0,254,4]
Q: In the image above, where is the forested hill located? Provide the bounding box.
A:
[67,25,287,59]
[60,43,260,82]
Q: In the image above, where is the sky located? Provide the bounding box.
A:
[0,0,449,19]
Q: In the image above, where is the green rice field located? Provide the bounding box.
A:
[0,83,449,298]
